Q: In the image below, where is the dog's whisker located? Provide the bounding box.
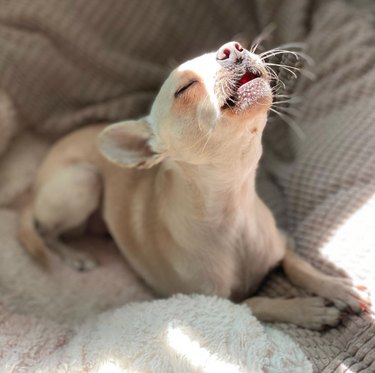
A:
[269,77,287,91]
[264,64,286,83]
[265,64,300,79]
[200,128,214,154]
[260,50,300,61]
[250,23,276,54]
[250,42,260,54]
[267,62,316,82]
[272,105,302,118]
[270,80,287,91]
[261,50,314,67]
[300,69,317,81]
[273,44,314,65]
[197,94,211,132]
[284,107,302,117]
[218,81,228,107]
[271,103,300,114]
[265,63,301,71]
[269,107,305,140]
[272,97,301,105]
[260,46,305,58]
[272,94,293,98]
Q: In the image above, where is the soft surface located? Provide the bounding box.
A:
[31,295,311,372]
[0,211,311,372]
[0,0,375,372]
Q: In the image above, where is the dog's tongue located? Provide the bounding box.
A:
[238,71,258,87]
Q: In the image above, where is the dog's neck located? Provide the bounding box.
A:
[156,137,262,226]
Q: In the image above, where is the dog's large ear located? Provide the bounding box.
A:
[98,119,164,168]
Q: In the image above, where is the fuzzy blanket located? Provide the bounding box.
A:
[0,0,375,371]
[1,292,312,372]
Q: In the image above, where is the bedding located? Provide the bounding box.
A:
[0,0,374,371]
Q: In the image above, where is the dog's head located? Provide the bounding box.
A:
[99,42,272,168]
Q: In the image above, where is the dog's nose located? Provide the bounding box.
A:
[216,42,245,65]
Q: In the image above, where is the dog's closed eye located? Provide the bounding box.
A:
[174,80,197,98]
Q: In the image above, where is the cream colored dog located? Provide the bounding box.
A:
[19,42,369,329]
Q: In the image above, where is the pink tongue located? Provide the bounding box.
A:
[239,72,256,86]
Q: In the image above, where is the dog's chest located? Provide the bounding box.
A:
[102,167,283,299]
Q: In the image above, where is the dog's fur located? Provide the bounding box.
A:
[18,42,369,329]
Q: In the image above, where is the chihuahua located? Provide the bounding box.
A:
[19,42,369,329]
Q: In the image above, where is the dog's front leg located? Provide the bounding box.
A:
[245,296,340,330]
[282,249,371,313]
[244,244,371,329]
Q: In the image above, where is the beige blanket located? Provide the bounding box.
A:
[0,0,374,371]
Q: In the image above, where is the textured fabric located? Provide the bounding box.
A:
[258,2,375,372]
[0,213,311,372]
[34,295,311,372]
[0,0,374,372]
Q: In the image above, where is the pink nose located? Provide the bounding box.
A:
[216,42,245,65]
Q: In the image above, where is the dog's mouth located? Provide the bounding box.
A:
[222,68,269,111]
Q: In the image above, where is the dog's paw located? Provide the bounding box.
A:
[47,238,99,271]
[321,277,371,313]
[64,252,98,272]
[290,297,341,330]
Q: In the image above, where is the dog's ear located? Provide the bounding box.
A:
[98,119,164,168]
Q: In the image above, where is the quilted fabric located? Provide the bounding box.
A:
[0,0,374,371]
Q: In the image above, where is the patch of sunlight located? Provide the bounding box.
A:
[337,363,354,372]
[167,325,243,373]
[96,359,135,373]
[320,193,375,309]
[320,193,375,259]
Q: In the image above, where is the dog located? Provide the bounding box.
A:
[18,42,370,329]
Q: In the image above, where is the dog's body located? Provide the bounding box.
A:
[26,124,285,299]
[19,42,369,329]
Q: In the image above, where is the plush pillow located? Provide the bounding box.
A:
[34,295,312,372]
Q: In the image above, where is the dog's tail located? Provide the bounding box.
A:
[18,200,49,268]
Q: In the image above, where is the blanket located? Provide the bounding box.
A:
[0,0,374,371]
[1,293,312,372]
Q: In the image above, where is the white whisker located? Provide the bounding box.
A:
[260,50,300,60]
[265,63,301,71]
[272,97,302,105]
[250,23,276,53]
[200,128,214,154]
[269,107,305,140]
[265,63,299,79]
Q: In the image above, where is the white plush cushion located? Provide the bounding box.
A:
[35,295,312,373]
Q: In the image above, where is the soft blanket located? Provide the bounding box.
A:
[0,0,374,371]
[1,294,312,372]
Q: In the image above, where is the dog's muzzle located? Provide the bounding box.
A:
[216,42,270,111]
